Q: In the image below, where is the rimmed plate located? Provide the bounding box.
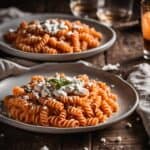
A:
[0,61,139,133]
[0,14,116,61]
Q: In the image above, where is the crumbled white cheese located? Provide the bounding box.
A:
[34,85,42,92]
[73,24,81,29]
[52,76,88,97]
[63,85,75,93]
[23,95,29,100]
[87,81,93,87]
[9,28,15,32]
[41,89,49,97]
[115,136,122,143]
[59,22,68,29]
[32,91,39,99]
[53,89,67,97]
[0,133,4,137]
[100,137,106,143]
[136,117,140,122]
[74,86,89,96]
[41,19,68,34]
[83,147,88,150]
[43,106,48,110]
[23,74,89,99]
[125,122,132,128]
[67,31,74,36]
[40,145,49,150]
[102,63,120,71]
[119,145,124,149]
[110,84,115,88]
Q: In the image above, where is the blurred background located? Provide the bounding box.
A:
[0,0,140,15]
[0,0,71,13]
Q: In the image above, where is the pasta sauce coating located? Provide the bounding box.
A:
[3,73,119,128]
[4,19,102,54]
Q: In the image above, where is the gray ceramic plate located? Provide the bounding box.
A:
[0,61,138,133]
[0,14,116,61]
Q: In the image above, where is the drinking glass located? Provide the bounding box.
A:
[97,0,134,26]
[70,0,99,18]
[141,0,150,59]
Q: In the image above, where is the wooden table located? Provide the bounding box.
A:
[0,1,150,149]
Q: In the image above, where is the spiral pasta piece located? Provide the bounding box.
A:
[19,36,41,44]
[4,32,17,42]
[67,106,87,126]
[82,103,94,117]
[56,29,68,37]
[59,96,86,106]
[16,43,34,53]
[39,98,64,112]
[59,109,67,120]
[90,28,102,39]
[80,41,88,51]
[35,34,49,51]
[86,118,99,126]
[79,33,100,48]
[70,32,80,52]
[105,98,119,112]
[31,75,45,82]
[56,41,73,53]
[59,119,79,128]
[13,86,25,96]
[5,97,29,111]
[92,96,102,109]
[49,116,61,127]
[101,101,112,117]
[48,37,57,47]
[9,107,21,119]
[39,106,49,126]
[41,46,57,54]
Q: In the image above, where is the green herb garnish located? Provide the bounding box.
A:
[48,78,71,89]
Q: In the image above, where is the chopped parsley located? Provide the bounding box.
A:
[47,78,71,89]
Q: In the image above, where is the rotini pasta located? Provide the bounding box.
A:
[4,19,102,54]
[3,73,119,128]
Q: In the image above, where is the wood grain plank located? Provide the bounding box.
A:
[92,113,149,150]
[93,144,149,150]
[85,53,105,67]
[45,0,70,13]
[107,28,143,64]
[0,123,62,150]
[98,28,149,150]
[61,133,90,150]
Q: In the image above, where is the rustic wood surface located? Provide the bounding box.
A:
[0,0,150,150]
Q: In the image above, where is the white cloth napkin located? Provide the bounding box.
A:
[128,63,150,137]
[0,7,30,23]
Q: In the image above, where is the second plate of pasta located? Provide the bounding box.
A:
[0,14,116,61]
[0,61,138,133]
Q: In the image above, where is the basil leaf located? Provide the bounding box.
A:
[48,78,71,89]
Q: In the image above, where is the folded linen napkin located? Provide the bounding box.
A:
[0,7,35,66]
[128,63,150,137]
[0,59,150,138]
[0,7,30,23]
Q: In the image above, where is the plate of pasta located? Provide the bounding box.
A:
[0,14,116,61]
[0,61,138,133]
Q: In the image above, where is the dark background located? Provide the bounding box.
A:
[0,0,140,17]
[0,0,71,13]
